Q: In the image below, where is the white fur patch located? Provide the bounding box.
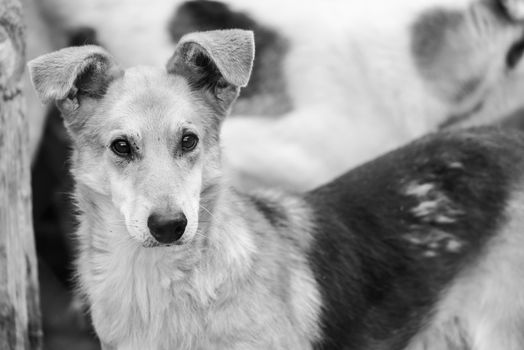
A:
[406,183,436,197]
[404,229,464,257]
[405,181,462,225]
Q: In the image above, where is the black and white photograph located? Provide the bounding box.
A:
[2,0,524,349]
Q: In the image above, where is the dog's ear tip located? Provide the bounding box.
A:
[235,65,253,88]
[226,28,255,41]
[232,30,255,87]
[27,57,65,103]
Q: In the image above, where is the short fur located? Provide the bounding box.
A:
[30,30,524,350]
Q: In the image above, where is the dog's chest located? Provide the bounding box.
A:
[84,247,209,349]
[82,245,304,349]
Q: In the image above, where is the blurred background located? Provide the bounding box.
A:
[21,0,524,348]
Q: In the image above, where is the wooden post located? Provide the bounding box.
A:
[0,0,43,349]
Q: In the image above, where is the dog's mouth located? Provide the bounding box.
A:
[141,237,185,248]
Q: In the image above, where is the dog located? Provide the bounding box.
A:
[26,0,524,191]
[30,29,524,350]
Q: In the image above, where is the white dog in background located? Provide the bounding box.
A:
[25,0,524,190]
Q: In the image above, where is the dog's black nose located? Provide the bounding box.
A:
[147,212,187,244]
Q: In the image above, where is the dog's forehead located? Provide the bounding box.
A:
[104,66,201,129]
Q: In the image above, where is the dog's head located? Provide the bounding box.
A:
[29,30,254,247]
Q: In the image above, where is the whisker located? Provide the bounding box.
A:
[193,232,207,239]
[199,204,217,220]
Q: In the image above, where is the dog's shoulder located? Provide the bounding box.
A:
[305,127,524,349]
[308,127,524,248]
[241,189,316,251]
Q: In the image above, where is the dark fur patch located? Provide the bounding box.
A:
[411,8,483,104]
[170,42,240,116]
[32,97,76,287]
[506,34,524,69]
[248,194,287,227]
[68,26,98,47]
[175,45,227,94]
[56,27,115,100]
[306,127,524,349]
[189,50,224,90]
[168,0,291,116]
[74,58,114,99]
[411,9,463,68]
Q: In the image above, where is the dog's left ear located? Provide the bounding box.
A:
[28,45,123,135]
[167,29,254,114]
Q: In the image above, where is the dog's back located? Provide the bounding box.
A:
[306,127,524,349]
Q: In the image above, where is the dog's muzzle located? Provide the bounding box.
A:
[147,212,187,244]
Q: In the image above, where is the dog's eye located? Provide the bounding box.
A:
[111,139,132,156]
[181,134,198,152]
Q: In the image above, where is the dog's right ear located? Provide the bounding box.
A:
[28,45,123,133]
[166,29,254,115]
